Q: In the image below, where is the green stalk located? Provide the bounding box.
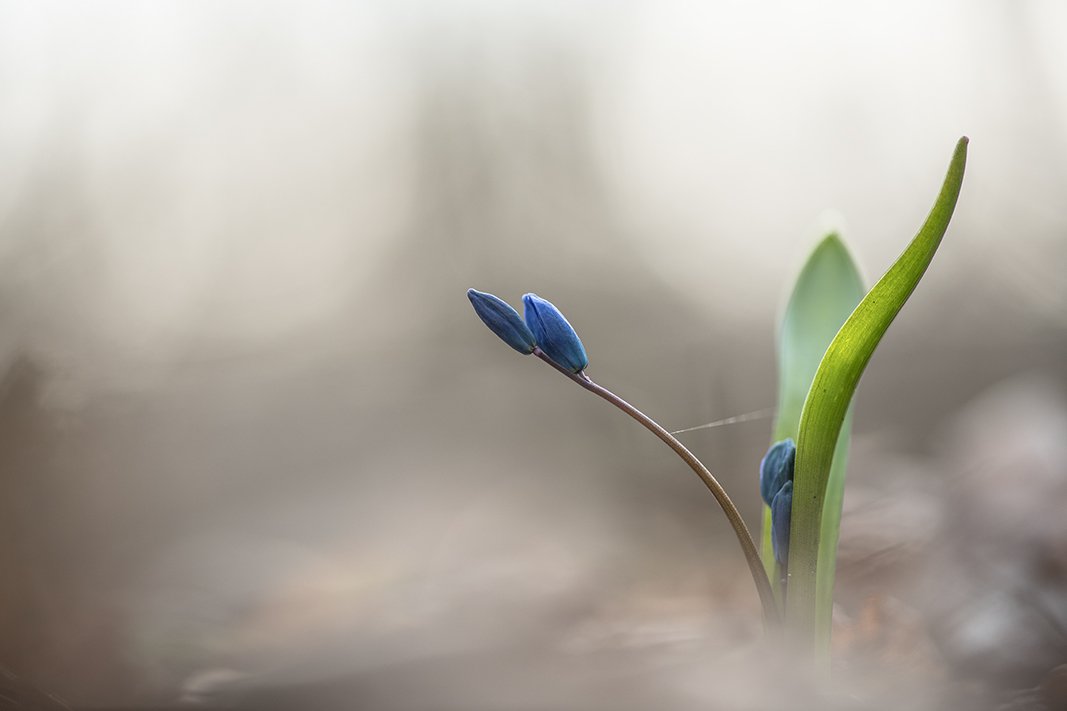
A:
[814,408,852,651]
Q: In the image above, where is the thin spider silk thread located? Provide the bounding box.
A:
[670,407,776,435]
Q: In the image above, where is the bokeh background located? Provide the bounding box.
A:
[1,1,1066,708]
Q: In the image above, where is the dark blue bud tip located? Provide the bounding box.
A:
[522,293,588,373]
[759,438,796,507]
[467,289,537,355]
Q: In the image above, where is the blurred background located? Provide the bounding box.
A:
[1,1,1066,708]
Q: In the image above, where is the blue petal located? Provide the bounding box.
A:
[522,293,589,373]
[759,438,796,507]
[771,480,793,566]
[468,289,537,354]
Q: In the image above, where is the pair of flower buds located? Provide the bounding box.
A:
[760,438,796,566]
[467,289,589,373]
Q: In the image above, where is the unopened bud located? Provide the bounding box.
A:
[522,293,589,373]
[759,438,796,507]
[468,289,537,354]
[771,480,793,566]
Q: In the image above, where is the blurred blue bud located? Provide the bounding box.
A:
[523,293,589,373]
[759,438,796,507]
[771,480,793,566]
[468,289,537,354]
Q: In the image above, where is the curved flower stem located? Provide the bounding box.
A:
[533,348,781,627]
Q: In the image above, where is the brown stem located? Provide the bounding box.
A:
[532,349,780,627]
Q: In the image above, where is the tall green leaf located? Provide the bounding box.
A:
[763,235,864,596]
[786,137,969,645]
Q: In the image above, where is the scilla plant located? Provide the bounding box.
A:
[467,137,968,653]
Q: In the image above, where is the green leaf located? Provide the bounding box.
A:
[763,235,865,596]
[814,409,852,645]
[785,137,969,645]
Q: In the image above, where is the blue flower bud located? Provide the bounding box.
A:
[759,438,796,507]
[771,480,793,566]
[468,289,537,354]
[522,293,589,373]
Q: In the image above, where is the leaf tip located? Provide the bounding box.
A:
[817,232,844,252]
[808,231,863,286]
[953,136,970,162]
